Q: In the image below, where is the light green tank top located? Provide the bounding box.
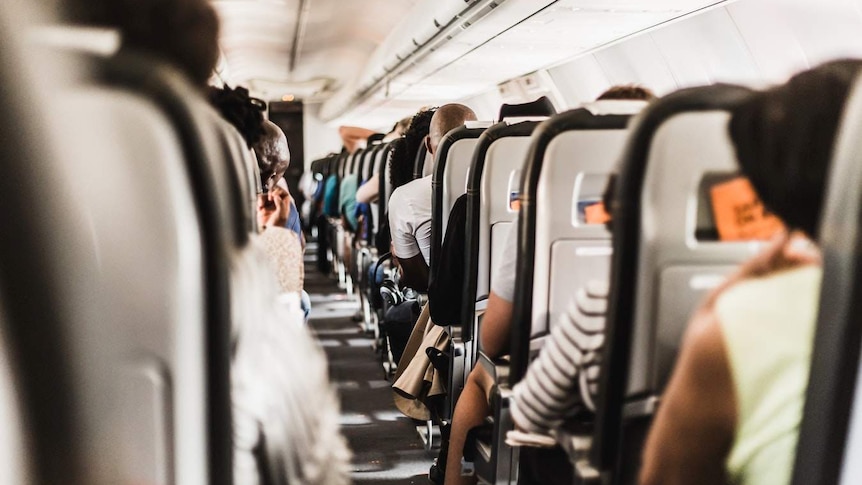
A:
[715,265,822,485]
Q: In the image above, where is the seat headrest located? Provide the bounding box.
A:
[498,96,556,121]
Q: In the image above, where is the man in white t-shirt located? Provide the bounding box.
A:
[388,103,477,291]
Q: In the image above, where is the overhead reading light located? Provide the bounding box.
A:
[282,94,296,102]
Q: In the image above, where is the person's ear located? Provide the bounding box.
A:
[424,135,433,155]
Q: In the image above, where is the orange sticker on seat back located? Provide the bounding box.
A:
[710,177,784,241]
[584,201,612,225]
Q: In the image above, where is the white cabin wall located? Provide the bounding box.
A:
[461,88,506,122]
[307,0,862,159]
[546,0,862,108]
[650,8,760,87]
[302,104,343,170]
[546,56,611,107]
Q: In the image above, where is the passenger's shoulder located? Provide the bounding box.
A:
[391,177,430,203]
[715,265,822,315]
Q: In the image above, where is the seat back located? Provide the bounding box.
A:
[462,121,539,340]
[498,95,557,121]
[509,108,635,384]
[413,143,430,180]
[1,37,225,484]
[61,80,212,485]
[0,10,81,483]
[430,126,487,269]
[381,143,396,215]
[362,144,379,182]
[212,113,258,235]
[368,143,388,241]
[792,76,862,485]
[338,150,348,179]
[350,147,363,176]
[593,85,757,482]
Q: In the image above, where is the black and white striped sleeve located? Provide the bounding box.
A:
[510,298,605,434]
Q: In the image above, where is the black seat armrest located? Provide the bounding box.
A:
[476,350,510,382]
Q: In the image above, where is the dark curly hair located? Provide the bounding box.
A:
[390,108,437,190]
[208,85,267,148]
[730,59,862,238]
[596,85,656,101]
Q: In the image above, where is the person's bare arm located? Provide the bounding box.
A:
[395,254,429,292]
[639,308,736,485]
[479,292,514,359]
[356,173,380,203]
[339,126,376,154]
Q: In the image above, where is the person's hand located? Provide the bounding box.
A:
[257,186,290,230]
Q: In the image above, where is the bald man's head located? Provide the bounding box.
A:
[254,120,290,190]
[426,104,477,155]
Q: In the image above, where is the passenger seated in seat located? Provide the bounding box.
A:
[640,60,861,485]
[380,108,436,274]
[254,120,307,298]
[441,86,654,485]
[390,108,437,191]
[356,116,413,204]
[208,85,305,243]
[389,104,477,292]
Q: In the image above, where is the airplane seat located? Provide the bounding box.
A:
[592,85,759,485]
[460,120,542,484]
[368,143,388,243]
[423,150,435,177]
[463,107,637,484]
[379,142,397,249]
[502,107,638,483]
[0,306,26,485]
[356,144,386,331]
[364,144,395,339]
[92,49,333,485]
[413,143,436,180]
[0,31,229,482]
[791,75,862,485]
[92,51,244,484]
[430,125,491,268]
[210,111,259,234]
[0,9,83,483]
[497,95,556,121]
[427,124,488,420]
[330,153,347,282]
[343,148,366,293]
[354,145,382,331]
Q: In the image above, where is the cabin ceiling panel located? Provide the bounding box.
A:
[327,0,733,125]
[212,0,422,100]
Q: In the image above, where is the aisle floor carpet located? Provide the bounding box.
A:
[305,247,435,484]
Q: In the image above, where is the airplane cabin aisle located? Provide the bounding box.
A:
[304,242,434,485]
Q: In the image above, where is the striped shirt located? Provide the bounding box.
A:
[510,292,606,433]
